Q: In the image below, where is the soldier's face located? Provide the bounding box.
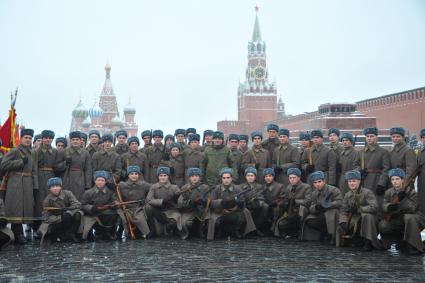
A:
[158,174,169,183]
[391,176,403,189]
[329,133,338,143]
[264,174,274,184]
[312,136,323,145]
[117,136,126,144]
[171,147,180,157]
[190,140,199,149]
[268,130,277,139]
[422,136,425,145]
[153,136,162,144]
[365,134,377,145]
[391,134,403,145]
[128,172,139,182]
[42,137,53,146]
[56,142,65,151]
[143,136,151,145]
[70,138,81,147]
[239,140,247,148]
[245,173,256,183]
[176,134,185,143]
[213,138,223,146]
[313,180,325,190]
[80,139,85,147]
[34,139,42,148]
[289,175,301,185]
[103,140,112,150]
[166,138,174,146]
[342,138,352,148]
[279,135,289,144]
[300,140,309,148]
[253,136,262,146]
[189,175,200,184]
[229,140,238,150]
[204,135,212,143]
[221,173,232,185]
[348,179,360,191]
[49,185,62,196]
[130,142,139,151]
[90,135,99,144]
[95,178,106,188]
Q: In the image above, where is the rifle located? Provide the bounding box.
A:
[102,200,145,209]
[114,182,136,240]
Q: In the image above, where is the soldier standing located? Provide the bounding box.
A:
[242,131,271,184]
[262,123,280,161]
[174,129,188,150]
[55,137,67,152]
[62,131,92,201]
[145,130,166,184]
[201,130,214,152]
[33,134,42,150]
[328,128,344,186]
[238,134,249,154]
[272,128,300,187]
[337,170,382,251]
[417,128,425,214]
[0,128,37,244]
[79,132,88,149]
[160,143,185,188]
[228,134,243,184]
[86,130,101,157]
[140,130,152,155]
[114,130,130,156]
[92,134,122,189]
[298,132,311,182]
[183,134,205,180]
[121,136,149,182]
[338,132,360,196]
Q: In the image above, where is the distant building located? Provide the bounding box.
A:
[70,64,138,136]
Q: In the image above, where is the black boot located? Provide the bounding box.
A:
[361,240,373,252]
[11,224,27,245]
[406,244,422,256]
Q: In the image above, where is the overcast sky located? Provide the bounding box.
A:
[1,0,424,137]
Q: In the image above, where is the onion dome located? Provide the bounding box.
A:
[123,97,136,114]
[89,100,104,118]
[110,116,123,127]
[72,98,88,118]
[81,117,91,128]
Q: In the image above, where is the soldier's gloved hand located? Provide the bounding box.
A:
[376,185,386,195]
[65,157,72,165]
[221,198,235,209]
[0,218,7,228]
[387,203,399,212]
[22,156,29,165]
[397,191,407,201]
[339,222,349,233]
[234,196,244,209]
[306,164,315,173]
[255,163,260,170]
[360,169,368,179]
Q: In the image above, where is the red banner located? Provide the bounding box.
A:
[0,108,17,152]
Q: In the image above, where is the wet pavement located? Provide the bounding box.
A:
[1,237,425,282]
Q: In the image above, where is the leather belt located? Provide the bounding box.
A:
[39,167,53,171]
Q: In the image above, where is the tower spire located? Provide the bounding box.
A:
[252,5,262,42]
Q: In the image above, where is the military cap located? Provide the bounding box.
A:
[213,131,224,140]
[310,171,325,182]
[33,134,41,143]
[94,170,109,181]
[219,167,233,177]
[141,130,152,138]
[55,137,67,147]
[390,127,405,136]
[363,127,378,136]
[310,129,323,138]
[287,167,301,177]
[244,167,257,176]
[80,132,87,141]
[389,168,406,179]
[420,128,425,138]
[344,170,361,180]
[127,136,140,145]
[251,131,263,140]
[239,134,249,142]
[47,177,62,188]
[203,130,214,137]
[127,165,141,175]
[328,128,340,136]
[69,131,81,139]
[263,168,275,177]
[299,132,311,141]
[115,129,128,138]
[187,167,202,177]
[152,130,164,138]
[188,134,200,142]
[89,130,101,138]
[340,132,354,143]
[164,134,175,142]
[267,124,279,132]
[186,128,196,135]
[157,166,170,176]
[21,128,34,138]
[41,130,55,139]
[278,128,290,137]
[228,134,240,141]
[174,129,186,136]
[102,134,113,143]
[170,142,182,150]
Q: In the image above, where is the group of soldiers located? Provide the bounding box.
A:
[0,124,425,255]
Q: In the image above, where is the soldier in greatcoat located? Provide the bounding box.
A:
[417,128,425,214]
[262,123,280,161]
[114,130,130,156]
[298,132,311,182]
[238,134,249,155]
[145,130,166,184]
[201,130,214,152]
[183,134,205,181]
[92,134,122,189]
[241,131,271,184]
[160,143,185,188]
[139,130,152,155]
[121,136,149,181]
[338,132,360,196]
[328,128,344,185]
[55,137,67,152]
[228,134,243,184]
[86,130,101,157]
[272,128,300,187]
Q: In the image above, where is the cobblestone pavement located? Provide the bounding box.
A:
[1,237,425,282]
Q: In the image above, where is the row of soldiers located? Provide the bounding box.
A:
[0,124,425,254]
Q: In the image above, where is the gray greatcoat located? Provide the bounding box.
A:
[388,142,417,183]
[121,150,150,182]
[145,143,166,183]
[92,149,122,185]
[338,146,360,196]
[62,146,92,201]
[242,146,271,184]
[301,144,337,186]
[417,147,425,214]
[272,143,300,187]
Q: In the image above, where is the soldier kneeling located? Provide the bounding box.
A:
[145,167,184,238]
[0,198,14,250]
[38,177,82,244]
[240,167,269,236]
[81,171,119,241]
[275,168,311,238]
[379,168,425,255]
[178,168,210,239]
[336,170,382,251]
[207,168,256,240]
[117,166,151,239]
[301,171,342,245]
